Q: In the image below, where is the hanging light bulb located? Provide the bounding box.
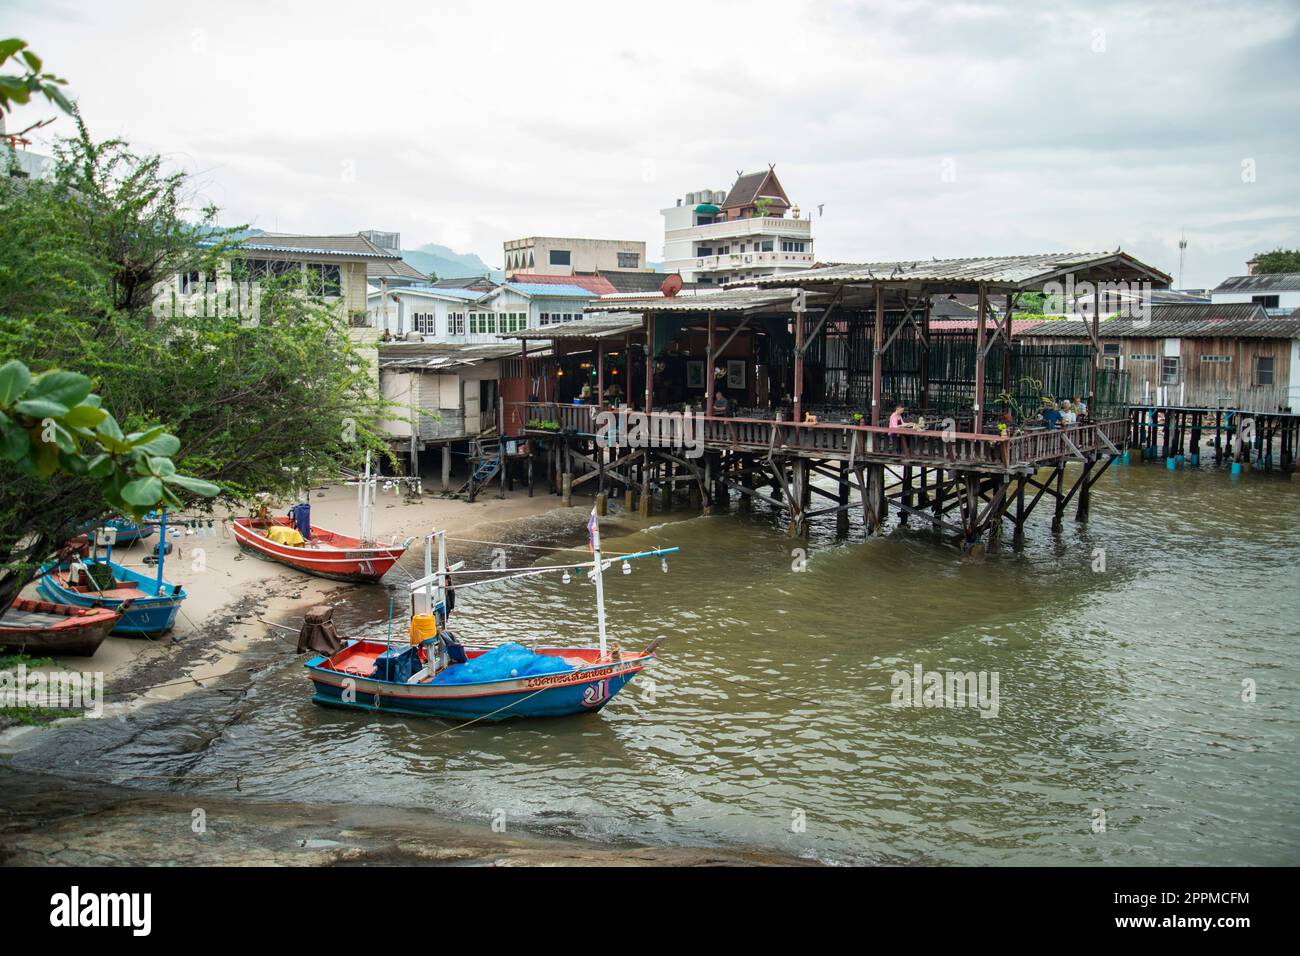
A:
[622,561,631,575]
[562,570,571,584]
[661,558,669,573]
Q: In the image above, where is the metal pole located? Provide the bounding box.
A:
[871,284,884,427]
[590,511,608,658]
[156,509,167,594]
[974,283,987,433]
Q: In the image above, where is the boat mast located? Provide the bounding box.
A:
[357,451,374,544]
[589,510,609,658]
[155,509,167,595]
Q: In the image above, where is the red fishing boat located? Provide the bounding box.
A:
[0,598,125,657]
[233,516,411,583]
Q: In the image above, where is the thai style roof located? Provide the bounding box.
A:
[721,166,791,210]
[367,256,429,281]
[741,251,1172,292]
[1212,273,1300,294]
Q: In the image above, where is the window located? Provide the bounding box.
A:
[697,246,713,257]
[414,312,435,335]
[450,312,465,335]
[1199,354,1232,364]
[759,240,774,252]
[1161,356,1180,384]
[540,312,551,325]
[617,252,639,269]
[305,263,342,297]
[781,240,806,253]
[1129,353,1157,362]
[1256,356,1275,385]
[549,250,571,266]
[469,313,480,334]
[1251,294,1280,309]
[239,257,300,280]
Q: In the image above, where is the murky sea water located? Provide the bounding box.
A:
[16,463,1300,864]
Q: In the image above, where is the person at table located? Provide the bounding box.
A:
[578,382,593,404]
[888,404,911,430]
[1041,402,1064,429]
[712,390,731,416]
[1061,400,1078,425]
[997,407,1015,432]
[1072,396,1087,418]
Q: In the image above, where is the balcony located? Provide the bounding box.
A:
[667,216,812,244]
[686,251,817,272]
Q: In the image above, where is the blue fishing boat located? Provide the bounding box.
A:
[304,518,676,722]
[38,510,187,637]
[76,513,156,545]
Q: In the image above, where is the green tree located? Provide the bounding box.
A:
[1251,249,1300,274]
[0,121,391,608]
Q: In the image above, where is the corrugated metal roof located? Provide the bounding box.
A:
[378,342,524,370]
[582,287,798,313]
[1211,273,1300,293]
[506,316,644,340]
[367,286,485,302]
[1018,315,1300,340]
[505,273,617,295]
[231,233,402,260]
[741,251,1172,290]
[505,282,598,298]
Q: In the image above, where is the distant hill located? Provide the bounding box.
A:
[401,243,501,283]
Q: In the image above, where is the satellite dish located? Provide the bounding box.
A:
[660,274,683,298]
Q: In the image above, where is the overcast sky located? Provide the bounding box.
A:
[4,0,1298,287]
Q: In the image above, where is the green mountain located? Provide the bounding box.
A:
[401,243,501,282]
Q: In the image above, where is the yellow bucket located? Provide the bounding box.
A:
[409,613,438,644]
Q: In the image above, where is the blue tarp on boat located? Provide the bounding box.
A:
[430,642,574,685]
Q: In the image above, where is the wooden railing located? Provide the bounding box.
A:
[517,402,1127,471]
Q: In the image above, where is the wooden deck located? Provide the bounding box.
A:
[520,401,1128,474]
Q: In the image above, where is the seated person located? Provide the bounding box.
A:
[712,390,731,416]
[1041,403,1064,429]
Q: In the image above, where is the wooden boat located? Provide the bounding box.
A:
[0,599,125,657]
[304,521,677,722]
[37,510,186,637]
[233,454,411,583]
[232,516,410,583]
[36,560,185,636]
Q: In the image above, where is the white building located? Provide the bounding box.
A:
[1211,273,1300,317]
[367,281,595,343]
[661,165,815,285]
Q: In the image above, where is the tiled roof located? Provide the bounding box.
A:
[742,251,1172,291]
[506,273,616,295]
[1212,273,1300,293]
[721,167,789,209]
[367,257,428,281]
[597,271,695,294]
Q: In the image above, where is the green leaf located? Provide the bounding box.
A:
[85,453,115,479]
[126,425,165,448]
[148,456,177,477]
[162,473,221,496]
[136,432,180,456]
[0,424,29,462]
[19,49,41,72]
[29,370,92,408]
[0,359,32,405]
[13,398,69,419]
[64,403,107,428]
[121,476,164,507]
[0,39,26,63]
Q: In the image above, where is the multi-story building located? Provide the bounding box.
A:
[503,237,649,278]
[661,165,815,285]
[367,281,595,343]
[1212,272,1300,317]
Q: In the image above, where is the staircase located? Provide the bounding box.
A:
[459,437,502,500]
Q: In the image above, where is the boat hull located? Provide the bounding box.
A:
[305,644,650,721]
[36,562,186,637]
[233,517,407,583]
[0,599,122,657]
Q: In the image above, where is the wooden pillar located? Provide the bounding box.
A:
[705,310,716,418]
[1089,284,1100,411]
[644,312,655,413]
[1002,293,1014,395]
[440,444,451,493]
[793,302,805,423]
[596,341,604,407]
[836,461,850,534]
[920,294,931,413]
[871,283,884,427]
[973,283,987,433]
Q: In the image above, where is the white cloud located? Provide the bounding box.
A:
[4,0,1297,285]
